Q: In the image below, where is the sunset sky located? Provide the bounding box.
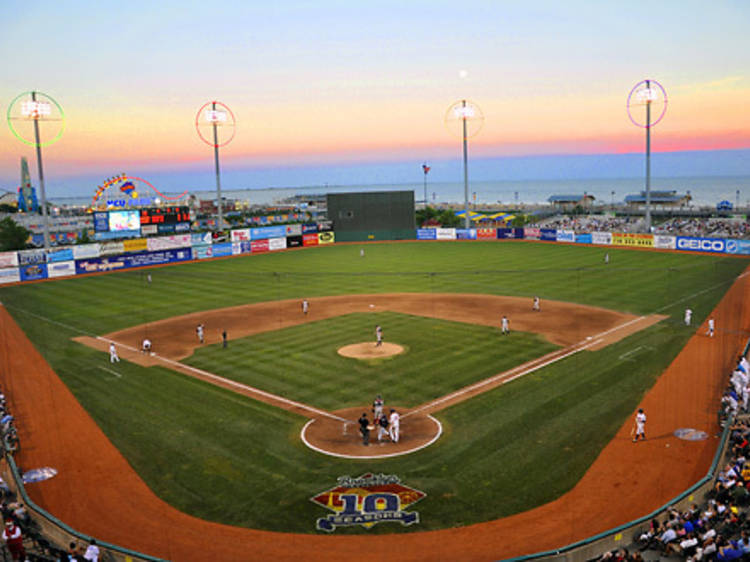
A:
[1,1,748,196]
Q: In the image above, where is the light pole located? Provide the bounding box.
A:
[445,100,484,228]
[195,101,236,232]
[422,163,430,206]
[627,79,667,233]
[7,91,65,250]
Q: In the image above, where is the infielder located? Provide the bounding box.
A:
[196,323,205,344]
[142,338,152,353]
[375,325,383,347]
[109,342,120,363]
[684,308,692,327]
[302,299,309,315]
[388,409,400,443]
[707,317,715,337]
[372,394,384,419]
[532,296,540,312]
[501,315,509,335]
[633,408,646,442]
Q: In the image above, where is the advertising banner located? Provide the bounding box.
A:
[612,233,654,248]
[251,226,287,240]
[47,261,76,278]
[211,242,233,258]
[147,235,192,252]
[285,224,302,236]
[0,268,20,284]
[556,230,575,243]
[192,245,213,260]
[231,242,243,255]
[251,240,269,253]
[191,232,213,246]
[653,235,676,250]
[675,236,726,254]
[540,228,557,241]
[157,224,175,234]
[303,233,319,247]
[302,223,318,234]
[318,231,335,245]
[19,263,48,281]
[592,232,612,245]
[496,228,512,239]
[72,244,100,259]
[416,229,437,240]
[18,249,46,265]
[476,228,495,239]
[286,235,303,248]
[101,241,127,256]
[231,229,250,242]
[435,228,456,240]
[46,248,74,263]
[141,224,158,236]
[724,239,750,255]
[269,237,287,251]
[93,212,109,232]
[575,233,593,244]
[455,229,476,240]
[174,222,190,233]
[123,239,148,253]
[317,220,333,232]
[524,227,541,240]
[75,249,192,274]
[512,228,525,239]
[0,252,18,268]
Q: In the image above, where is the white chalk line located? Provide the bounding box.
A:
[300,416,443,460]
[98,366,122,378]
[94,336,349,424]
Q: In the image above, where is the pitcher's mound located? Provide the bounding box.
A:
[338,342,404,359]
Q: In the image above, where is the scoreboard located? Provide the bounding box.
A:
[140,206,190,226]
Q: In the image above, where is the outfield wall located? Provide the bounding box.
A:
[1,225,748,286]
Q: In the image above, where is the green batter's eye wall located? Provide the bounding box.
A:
[326,191,416,242]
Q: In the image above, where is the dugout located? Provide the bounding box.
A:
[326,191,415,242]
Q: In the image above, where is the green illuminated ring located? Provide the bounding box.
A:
[6,91,66,147]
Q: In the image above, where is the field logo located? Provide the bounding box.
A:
[311,473,425,532]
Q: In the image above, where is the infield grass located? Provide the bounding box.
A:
[1,241,747,533]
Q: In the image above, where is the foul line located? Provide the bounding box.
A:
[96,336,349,424]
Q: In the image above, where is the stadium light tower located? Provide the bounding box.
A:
[445,100,484,228]
[627,79,667,233]
[195,101,236,232]
[7,91,65,251]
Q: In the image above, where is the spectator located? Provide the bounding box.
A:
[2,519,25,561]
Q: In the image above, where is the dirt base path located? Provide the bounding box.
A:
[2,276,748,561]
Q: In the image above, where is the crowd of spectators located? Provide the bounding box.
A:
[531,215,750,239]
[653,218,750,240]
[594,353,750,561]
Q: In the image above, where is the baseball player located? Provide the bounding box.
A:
[222,330,228,349]
[372,394,384,419]
[147,273,152,284]
[109,342,120,363]
[196,323,205,344]
[684,308,692,326]
[142,338,152,353]
[501,315,509,335]
[360,248,365,257]
[388,409,400,443]
[377,412,390,442]
[707,317,715,337]
[633,408,646,442]
[532,296,540,312]
[604,252,610,264]
[302,299,309,315]
[375,325,383,347]
[358,412,370,446]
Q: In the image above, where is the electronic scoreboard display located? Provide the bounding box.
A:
[140,206,190,226]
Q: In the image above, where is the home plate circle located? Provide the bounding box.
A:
[337,342,404,359]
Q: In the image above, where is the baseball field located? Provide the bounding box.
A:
[1,239,748,560]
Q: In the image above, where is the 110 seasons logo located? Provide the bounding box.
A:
[311,473,425,532]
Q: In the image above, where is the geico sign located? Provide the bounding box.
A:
[677,238,725,252]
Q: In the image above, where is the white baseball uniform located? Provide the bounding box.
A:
[501,316,509,334]
[109,343,120,363]
[533,297,540,311]
[707,318,715,337]
[388,411,400,443]
[302,299,309,314]
[197,324,204,343]
[684,308,692,326]
[635,411,646,440]
[142,338,152,353]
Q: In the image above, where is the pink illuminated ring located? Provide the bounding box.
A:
[195,101,236,147]
[627,79,667,129]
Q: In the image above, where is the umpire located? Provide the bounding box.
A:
[358,413,370,446]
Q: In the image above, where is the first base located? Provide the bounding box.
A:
[369,304,375,308]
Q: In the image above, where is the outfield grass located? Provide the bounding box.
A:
[1,241,747,533]
[185,311,559,410]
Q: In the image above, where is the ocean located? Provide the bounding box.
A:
[46,176,750,210]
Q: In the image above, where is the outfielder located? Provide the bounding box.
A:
[109,342,120,363]
[375,325,383,347]
[707,317,715,337]
[388,409,400,443]
[501,315,509,335]
[633,408,646,442]
[604,252,609,264]
[684,308,692,326]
